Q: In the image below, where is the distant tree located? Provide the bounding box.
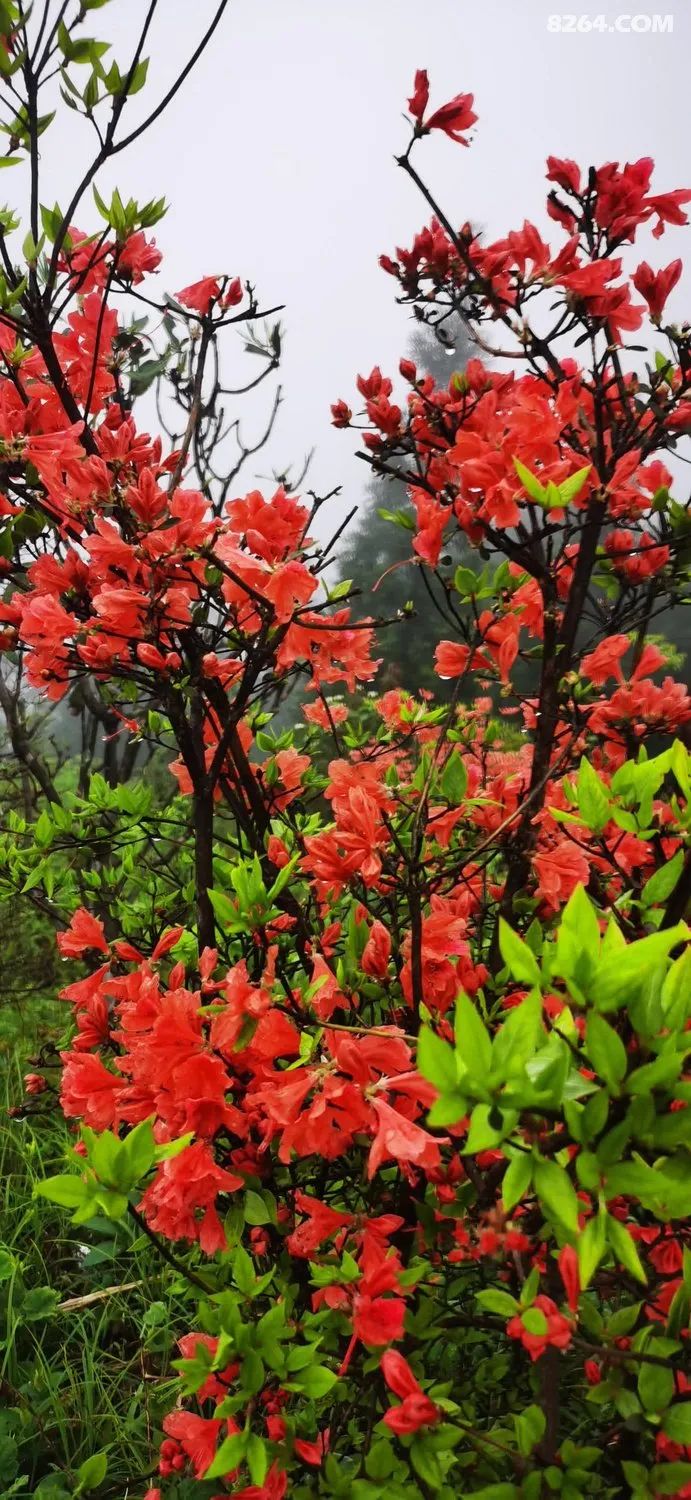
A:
[335,318,475,693]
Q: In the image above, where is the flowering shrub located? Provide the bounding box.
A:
[0,9,690,1499]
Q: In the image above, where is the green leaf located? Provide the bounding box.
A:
[121,1117,156,1183]
[514,1403,546,1457]
[606,1214,647,1284]
[241,1349,265,1395]
[577,1210,607,1289]
[642,849,684,908]
[513,457,547,505]
[0,1247,16,1280]
[87,1130,126,1190]
[204,1432,247,1480]
[244,1190,273,1226]
[638,1358,675,1414]
[593,924,688,1011]
[559,883,601,963]
[440,751,468,805]
[453,565,480,598]
[208,887,237,928]
[464,1488,518,1500]
[154,1132,194,1162]
[34,1174,89,1209]
[465,1102,517,1154]
[246,1434,268,1487]
[0,1434,18,1488]
[585,1013,628,1092]
[365,1440,396,1481]
[129,357,167,396]
[520,1266,541,1308]
[522,1307,548,1335]
[492,991,542,1078]
[670,738,690,797]
[126,57,149,95]
[502,1150,533,1213]
[498,919,541,987]
[233,1246,256,1296]
[651,1464,691,1496]
[377,507,415,531]
[267,852,301,902]
[75,1452,108,1493]
[558,464,591,505]
[621,1461,649,1490]
[544,479,562,509]
[454,991,492,1078]
[92,182,111,221]
[663,1404,691,1446]
[286,1363,338,1398]
[417,1026,458,1093]
[21,859,48,894]
[533,1158,580,1235]
[410,1437,443,1490]
[664,1281,690,1340]
[20,1287,60,1321]
[40,201,63,242]
[577,757,610,833]
[427,1091,467,1128]
[326,577,353,601]
[476,1288,519,1316]
[662,949,691,1027]
[286,1343,320,1372]
[607,1303,642,1338]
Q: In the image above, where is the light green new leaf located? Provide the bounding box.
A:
[642,849,684,909]
[454,991,492,1078]
[34,1174,89,1209]
[476,1288,519,1317]
[578,1209,607,1289]
[204,1433,247,1481]
[558,464,591,506]
[286,1363,338,1398]
[607,1214,647,1284]
[559,883,601,963]
[533,1158,580,1235]
[502,1151,533,1213]
[417,1026,458,1093]
[577,757,610,833]
[513,457,547,505]
[498,919,541,987]
[593,924,689,1011]
[585,1013,628,1092]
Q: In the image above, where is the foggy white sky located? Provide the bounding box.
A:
[33,0,691,535]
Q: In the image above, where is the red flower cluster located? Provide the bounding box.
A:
[506,1295,574,1362]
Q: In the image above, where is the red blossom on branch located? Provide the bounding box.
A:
[407,69,477,144]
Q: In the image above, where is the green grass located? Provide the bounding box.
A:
[0,1033,194,1499]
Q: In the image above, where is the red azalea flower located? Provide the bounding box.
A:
[57,907,109,959]
[633,258,682,320]
[381,1350,441,1433]
[176,276,221,313]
